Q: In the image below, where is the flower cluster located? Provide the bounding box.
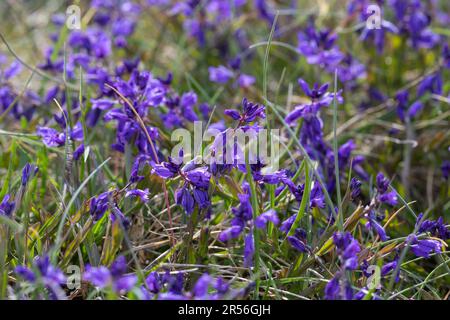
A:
[15,256,66,300]
[2,0,449,301]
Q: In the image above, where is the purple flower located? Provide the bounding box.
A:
[0,194,15,217]
[125,188,150,203]
[83,266,111,288]
[381,260,398,276]
[15,266,36,282]
[376,172,389,194]
[407,235,442,258]
[255,0,275,24]
[443,44,450,69]
[176,185,195,215]
[152,162,179,179]
[192,188,210,209]
[218,225,243,242]
[310,183,326,209]
[84,256,137,294]
[224,98,265,124]
[378,191,398,207]
[336,54,367,85]
[333,232,361,270]
[254,209,279,229]
[131,154,152,183]
[208,65,234,84]
[350,177,362,201]
[37,127,66,147]
[417,214,450,241]
[237,74,255,88]
[285,180,325,209]
[280,215,296,234]
[442,161,450,180]
[233,193,253,221]
[36,122,84,148]
[91,98,116,110]
[365,211,388,241]
[297,26,344,69]
[324,276,340,300]
[21,163,38,186]
[152,155,210,214]
[114,274,138,293]
[407,101,424,119]
[89,191,111,221]
[243,232,254,267]
[193,273,213,298]
[338,139,356,168]
[395,89,409,122]
[110,206,131,228]
[417,73,442,97]
[390,0,439,49]
[4,60,22,79]
[73,144,85,161]
[185,167,211,189]
[285,79,343,124]
[180,91,199,122]
[287,236,308,253]
[15,255,66,299]
[145,272,162,294]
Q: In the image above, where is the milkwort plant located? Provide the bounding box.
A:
[0,0,448,300]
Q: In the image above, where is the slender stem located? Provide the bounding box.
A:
[332,70,343,230]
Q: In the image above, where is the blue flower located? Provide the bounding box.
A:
[378,191,398,207]
[375,172,398,206]
[442,160,450,180]
[185,167,211,189]
[254,209,279,229]
[416,214,450,240]
[89,191,112,221]
[365,211,388,241]
[84,256,137,294]
[333,232,361,270]
[208,65,234,84]
[21,163,38,187]
[0,194,15,217]
[287,236,308,253]
[381,260,398,276]
[224,98,265,124]
[407,101,424,119]
[15,255,66,299]
[297,26,344,69]
[125,188,150,203]
[237,74,255,88]
[376,172,390,193]
[324,276,340,300]
[176,185,195,215]
[243,232,255,267]
[218,225,244,242]
[89,191,130,227]
[350,177,362,201]
[145,271,162,294]
[36,127,66,147]
[285,79,343,124]
[193,273,213,298]
[180,91,199,122]
[152,153,211,215]
[73,144,85,161]
[407,235,442,258]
